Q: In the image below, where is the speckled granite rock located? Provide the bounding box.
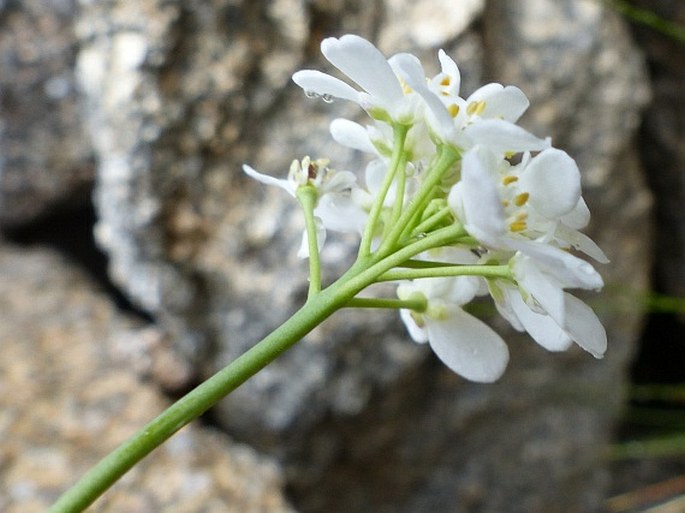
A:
[0,0,94,227]
[73,0,653,512]
[0,246,294,512]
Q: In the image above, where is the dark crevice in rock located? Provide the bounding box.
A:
[4,199,154,322]
[632,312,685,384]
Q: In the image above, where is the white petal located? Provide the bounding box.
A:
[512,254,566,326]
[321,170,358,194]
[467,84,530,123]
[321,35,404,107]
[392,53,456,140]
[425,307,509,383]
[437,49,461,95]
[555,224,610,264]
[399,308,429,343]
[561,197,591,229]
[519,148,581,219]
[329,119,377,154]
[505,287,573,351]
[365,159,397,205]
[447,276,481,305]
[457,146,507,245]
[292,70,360,103]
[508,239,604,290]
[463,119,550,154]
[242,164,294,196]
[315,193,367,234]
[563,293,607,358]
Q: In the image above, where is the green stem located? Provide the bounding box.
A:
[345,294,427,311]
[376,145,460,257]
[407,206,453,240]
[297,186,322,296]
[378,264,512,282]
[48,263,374,513]
[358,123,410,257]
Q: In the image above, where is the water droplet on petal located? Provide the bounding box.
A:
[305,90,319,99]
[321,93,335,103]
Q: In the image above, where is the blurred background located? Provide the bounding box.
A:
[0,0,683,512]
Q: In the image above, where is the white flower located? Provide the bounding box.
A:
[448,144,607,356]
[292,35,418,123]
[391,52,549,153]
[397,276,509,383]
[243,157,368,257]
[491,275,607,358]
[450,145,607,276]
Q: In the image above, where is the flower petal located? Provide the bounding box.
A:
[512,254,566,326]
[519,148,581,219]
[563,293,607,358]
[561,197,591,230]
[505,286,573,351]
[392,53,456,140]
[315,193,367,234]
[329,118,377,154]
[436,49,461,95]
[456,146,507,245]
[399,308,429,344]
[463,119,550,154]
[426,307,510,382]
[321,35,404,107]
[555,224,610,264]
[242,164,294,196]
[292,70,361,103]
[467,84,530,123]
[508,239,604,290]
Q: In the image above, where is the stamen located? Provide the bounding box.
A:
[448,103,460,118]
[509,220,527,232]
[513,192,529,206]
[440,76,451,86]
[502,175,518,186]
[466,100,486,116]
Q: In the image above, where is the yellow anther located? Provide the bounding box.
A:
[447,103,460,118]
[502,175,518,186]
[513,192,530,207]
[440,76,451,87]
[467,100,486,116]
[509,220,527,232]
[402,83,413,95]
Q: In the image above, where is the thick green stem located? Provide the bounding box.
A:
[47,265,373,513]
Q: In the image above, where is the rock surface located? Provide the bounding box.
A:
[0,245,294,512]
[629,1,685,301]
[0,0,658,512]
[0,0,94,227]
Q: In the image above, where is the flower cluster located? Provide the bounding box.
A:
[244,35,607,382]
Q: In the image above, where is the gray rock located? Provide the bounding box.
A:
[0,245,294,513]
[75,0,653,512]
[0,0,94,228]
[628,1,685,299]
